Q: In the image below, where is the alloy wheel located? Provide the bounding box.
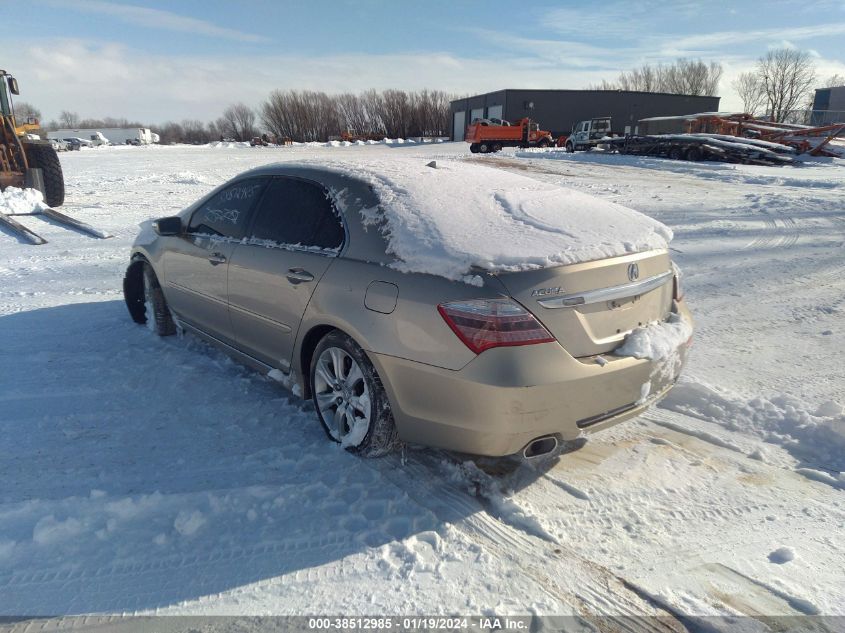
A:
[313,346,371,442]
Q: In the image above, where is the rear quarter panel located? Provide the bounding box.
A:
[296,260,509,376]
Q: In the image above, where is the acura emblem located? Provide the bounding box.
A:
[627,263,639,281]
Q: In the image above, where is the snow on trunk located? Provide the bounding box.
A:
[321,158,673,283]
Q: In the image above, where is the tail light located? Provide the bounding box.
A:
[671,262,684,301]
[437,298,555,354]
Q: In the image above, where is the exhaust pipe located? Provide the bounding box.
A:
[522,435,559,459]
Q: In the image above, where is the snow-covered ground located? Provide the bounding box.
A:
[1,143,843,628]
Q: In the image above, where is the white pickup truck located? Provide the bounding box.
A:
[564,117,614,152]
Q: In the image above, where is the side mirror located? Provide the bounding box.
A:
[153,216,183,236]
[8,77,19,96]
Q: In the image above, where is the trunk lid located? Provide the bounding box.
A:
[494,250,674,357]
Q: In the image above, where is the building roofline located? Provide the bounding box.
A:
[450,88,720,104]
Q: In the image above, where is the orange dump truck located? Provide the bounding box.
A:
[465,118,555,153]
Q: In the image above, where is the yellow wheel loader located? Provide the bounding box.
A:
[0,69,64,206]
[1,69,108,244]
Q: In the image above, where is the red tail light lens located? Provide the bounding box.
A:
[437,298,555,354]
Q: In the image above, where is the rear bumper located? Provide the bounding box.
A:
[370,301,692,457]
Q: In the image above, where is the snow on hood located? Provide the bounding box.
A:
[324,158,672,282]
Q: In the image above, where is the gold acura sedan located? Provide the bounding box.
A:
[123,158,692,458]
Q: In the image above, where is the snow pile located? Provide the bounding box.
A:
[614,312,693,361]
[323,158,672,281]
[300,138,414,148]
[174,509,206,536]
[207,141,251,149]
[170,171,208,185]
[266,368,302,397]
[661,380,845,472]
[615,312,692,405]
[0,186,47,215]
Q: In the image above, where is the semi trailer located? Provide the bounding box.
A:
[48,127,156,146]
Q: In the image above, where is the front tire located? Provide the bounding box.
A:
[142,263,176,336]
[311,331,399,457]
[24,143,65,207]
[565,141,574,153]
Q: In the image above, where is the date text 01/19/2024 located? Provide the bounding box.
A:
[307,617,529,630]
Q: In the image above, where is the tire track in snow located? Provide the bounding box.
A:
[644,406,845,490]
[741,208,800,250]
[514,415,837,619]
[367,451,688,630]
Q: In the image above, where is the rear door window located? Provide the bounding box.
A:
[188,177,268,239]
[247,177,345,252]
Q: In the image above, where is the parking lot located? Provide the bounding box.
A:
[0,142,843,623]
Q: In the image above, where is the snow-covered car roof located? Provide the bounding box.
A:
[244,158,672,283]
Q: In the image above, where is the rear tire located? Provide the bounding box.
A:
[668,146,684,160]
[24,143,65,207]
[469,143,479,154]
[311,330,399,457]
[492,143,502,153]
[479,142,490,154]
[142,263,176,336]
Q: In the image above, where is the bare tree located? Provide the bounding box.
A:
[756,48,816,122]
[823,74,845,88]
[219,103,257,141]
[379,90,413,138]
[732,71,766,115]
[663,59,723,96]
[336,92,372,136]
[76,116,145,129]
[360,89,387,136]
[206,119,222,141]
[261,89,451,142]
[13,101,41,122]
[180,119,213,144]
[59,110,80,128]
[261,90,338,142]
[591,58,722,96]
[155,121,184,145]
[616,64,661,92]
[263,89,343,142]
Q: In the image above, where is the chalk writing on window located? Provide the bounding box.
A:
[204,208,240,225]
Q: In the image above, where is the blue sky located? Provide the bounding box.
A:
[3,0,844,123]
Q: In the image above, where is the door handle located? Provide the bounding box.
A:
[208,252,227,265]
[286,268,314,284]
